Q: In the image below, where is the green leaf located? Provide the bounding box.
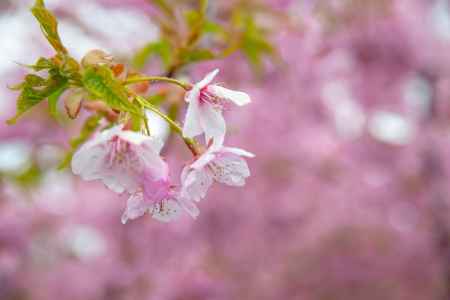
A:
[48,80,69,120]
[82,66,139,115]
[132,39,172,69]
[58,114,101,170]
[7,75,68,125]
[26,57,55,71]
[179,48,215,64]
[31,0,68,54]
[184,10,201,28]
[240,17,274,73]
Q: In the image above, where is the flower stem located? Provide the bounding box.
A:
[124,76,191,90]
[135,96,200,155]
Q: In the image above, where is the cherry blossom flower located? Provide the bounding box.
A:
[71,125,167,194]
[72,125,198,223]
[121,189,200,224]
[182,69,251,143]
[180,139,255,203]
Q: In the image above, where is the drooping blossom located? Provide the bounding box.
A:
[71,125,166,194]
[71,125,197,223]
[121,189,200,223]
[182,69,251,143]
[180,139,255,203]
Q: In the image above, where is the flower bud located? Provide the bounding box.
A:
[81,49,114,68]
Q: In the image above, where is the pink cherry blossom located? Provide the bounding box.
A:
[71,125,198,223]
[180,139,255,203]
[71,125,167,194]
[182,69,251,143]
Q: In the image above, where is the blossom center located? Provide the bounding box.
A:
[107,136,139,169]
[199,87,226,109]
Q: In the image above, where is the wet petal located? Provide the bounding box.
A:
[207,85,251,106]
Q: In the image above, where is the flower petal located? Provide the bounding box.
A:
[136,145,169,181]
[183,93,203,138]
[207,85,251,106]
[222,147,255,158]
[178,197,200,219]
[196,69,219,89]
[71,141,109,181]
[190,150,216,170]
[151,199,182,222]
[121,193,149,224]
[210,153,251,186]
[199,103,226,145]
[181,167,213,202]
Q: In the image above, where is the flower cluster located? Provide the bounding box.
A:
[71,69,253,223]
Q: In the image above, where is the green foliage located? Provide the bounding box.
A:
[31,0,68,54]
[58,114,102,169]
[179,48,215,64]
[13,163,42,188]
[132,39,172,69]
[7,73,68,125]
[48,80,69,120]
[149,0,174,18]
[239,16,275,73]
[27,57,55,71]
[82,66,140,115]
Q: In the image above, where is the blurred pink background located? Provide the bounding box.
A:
[0,0,449,299]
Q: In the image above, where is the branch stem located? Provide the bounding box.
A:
[135,96,200,155]
[125,76,191,90]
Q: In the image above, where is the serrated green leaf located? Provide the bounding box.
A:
[31,0,67,54]
[82,66,139,115]
[58,114,101,170]
[132,40,172,69]
[7,75,68,125]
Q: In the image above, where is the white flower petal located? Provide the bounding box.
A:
[71,142,109,181]
[183,93,203,138]
[121,193,149,224]
[151,199,182,222]
[142,136,165,154]
[190,150,216,170]
[117,130,152,145]
[210,154,250,187]
[207,85,251,106]
[199,103,226,145]
[196,69,219,89]
[103,171,139,194]
[222,147,255,158]
[178,197,200,219]
[136,146,169,181]
[181,167,213,202]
